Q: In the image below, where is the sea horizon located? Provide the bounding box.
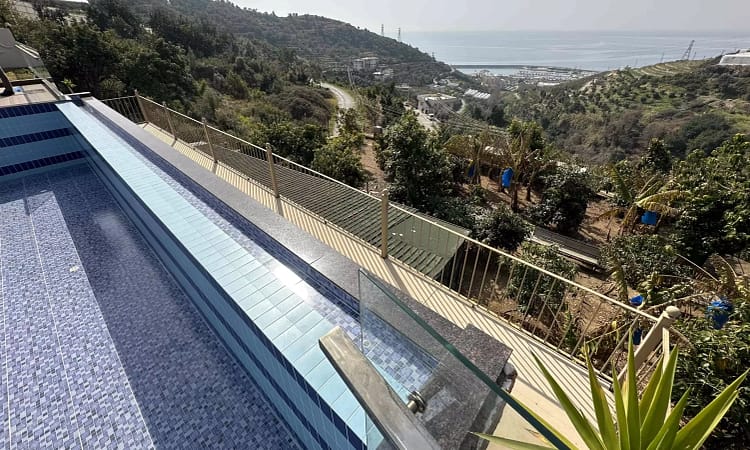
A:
[399,30,750,71]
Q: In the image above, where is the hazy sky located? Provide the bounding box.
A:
[235,0,750,33]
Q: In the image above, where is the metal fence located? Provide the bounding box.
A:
[102,94,670,381]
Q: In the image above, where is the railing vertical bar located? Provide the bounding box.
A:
[520,270,543,328]
[571,300,604,357]
[477,250,491,305]
[599,321,635,374]
[457,243,471,295]
[163,102,176,142]
[488,256,503,305]
[531,278,558,336]
[380,190,389,258]
[134,90,148,124]
[544,284,572,343]
[467,247,481,299]
[265,143,280,198]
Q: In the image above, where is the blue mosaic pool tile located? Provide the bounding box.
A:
[69,103,450,448]
[0,180,84,448]
[20,174,154,449]
[43,165,300,449]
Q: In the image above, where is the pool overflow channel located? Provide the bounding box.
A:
[0,98,517,449]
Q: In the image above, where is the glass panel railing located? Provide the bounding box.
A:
[358,268,571,449]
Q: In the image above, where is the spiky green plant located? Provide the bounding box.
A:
[475,341,748,450]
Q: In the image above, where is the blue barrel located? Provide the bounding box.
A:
[629,295,644,307]
[467,160,476,179]
[632,327,643,345]
[707,297,733,330]
[641,211,659,225]
[501,168,514,188]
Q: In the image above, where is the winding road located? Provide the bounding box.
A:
[321,82,356,110]
[321,83,356,136]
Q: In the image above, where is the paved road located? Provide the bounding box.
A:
[321,83,356,136]
[321,83,356,110]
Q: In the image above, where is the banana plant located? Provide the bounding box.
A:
[475,340,748,450]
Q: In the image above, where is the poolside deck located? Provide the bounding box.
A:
[142,122,612,448]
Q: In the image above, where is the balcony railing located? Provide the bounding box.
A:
[102,93,672,383]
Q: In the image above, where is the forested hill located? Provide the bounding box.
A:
[131,0,450,83]
[500,59,750,163]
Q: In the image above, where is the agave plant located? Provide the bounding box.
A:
[475,340,748,450]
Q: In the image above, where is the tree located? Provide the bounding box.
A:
[259,122,327,165]
[338,108,363,142]
[500,119,546,211]
[640,138,672,173]
[600,235,689,304]
[487,104,506,127]
[121,36,195,103]
[670,256,750,448]
[38,23,121,97]
[597,161,682,238]
[312,135,367,188]
[475,204,531,252]
[87,0,140,37]
[529,164,594,235]
[382,112,452,213]
[672,134,750,264]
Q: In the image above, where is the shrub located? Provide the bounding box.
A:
[475,205,531,252]
[674,302,750,448]
[507,242,577,316]
[600,235,688,291]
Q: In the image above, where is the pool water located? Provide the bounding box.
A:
[0,163,299,448]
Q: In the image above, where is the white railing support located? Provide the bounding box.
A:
[380,189,389,259]
[201,117,217,166]
[133,90,148,123]
[618,306,681,384]
[162,101,176,143]
[265,143,280,198]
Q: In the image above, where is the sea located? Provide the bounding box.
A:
[402,31,750,73]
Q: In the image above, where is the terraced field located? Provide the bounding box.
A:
[636,60,706,76]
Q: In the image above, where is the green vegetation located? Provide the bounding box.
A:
[477,341,749,450]
[312,110,367,187]
[673,259,750,447]
[507,242,577,317]
[499,61,750,163]
[475,204,531,252]
[528,164,595,234]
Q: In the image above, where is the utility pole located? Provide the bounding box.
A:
[397,28,401,42]
[381,24,384,36]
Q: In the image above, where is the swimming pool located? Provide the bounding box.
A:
[0,100,440,449]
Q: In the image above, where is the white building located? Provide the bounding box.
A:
[352,57,378,71]
[718,51,750,66]
[416,93,460,119]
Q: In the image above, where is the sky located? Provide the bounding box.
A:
[235,0,750,33]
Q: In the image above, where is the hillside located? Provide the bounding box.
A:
[130,0,451,85]
[500,59,750,162]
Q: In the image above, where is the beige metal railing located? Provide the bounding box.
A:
[102,94,671,381]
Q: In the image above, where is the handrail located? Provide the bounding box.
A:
[105,93,671,383]
[388,198,658,321]
[137,96,387,204]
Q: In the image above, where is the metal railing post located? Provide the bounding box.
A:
[162,102,176,143]
[133,90,148,123]
[618,306,681,384]
[380,189,389,259]
[201,118,217,166]
[265,143,280,198]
